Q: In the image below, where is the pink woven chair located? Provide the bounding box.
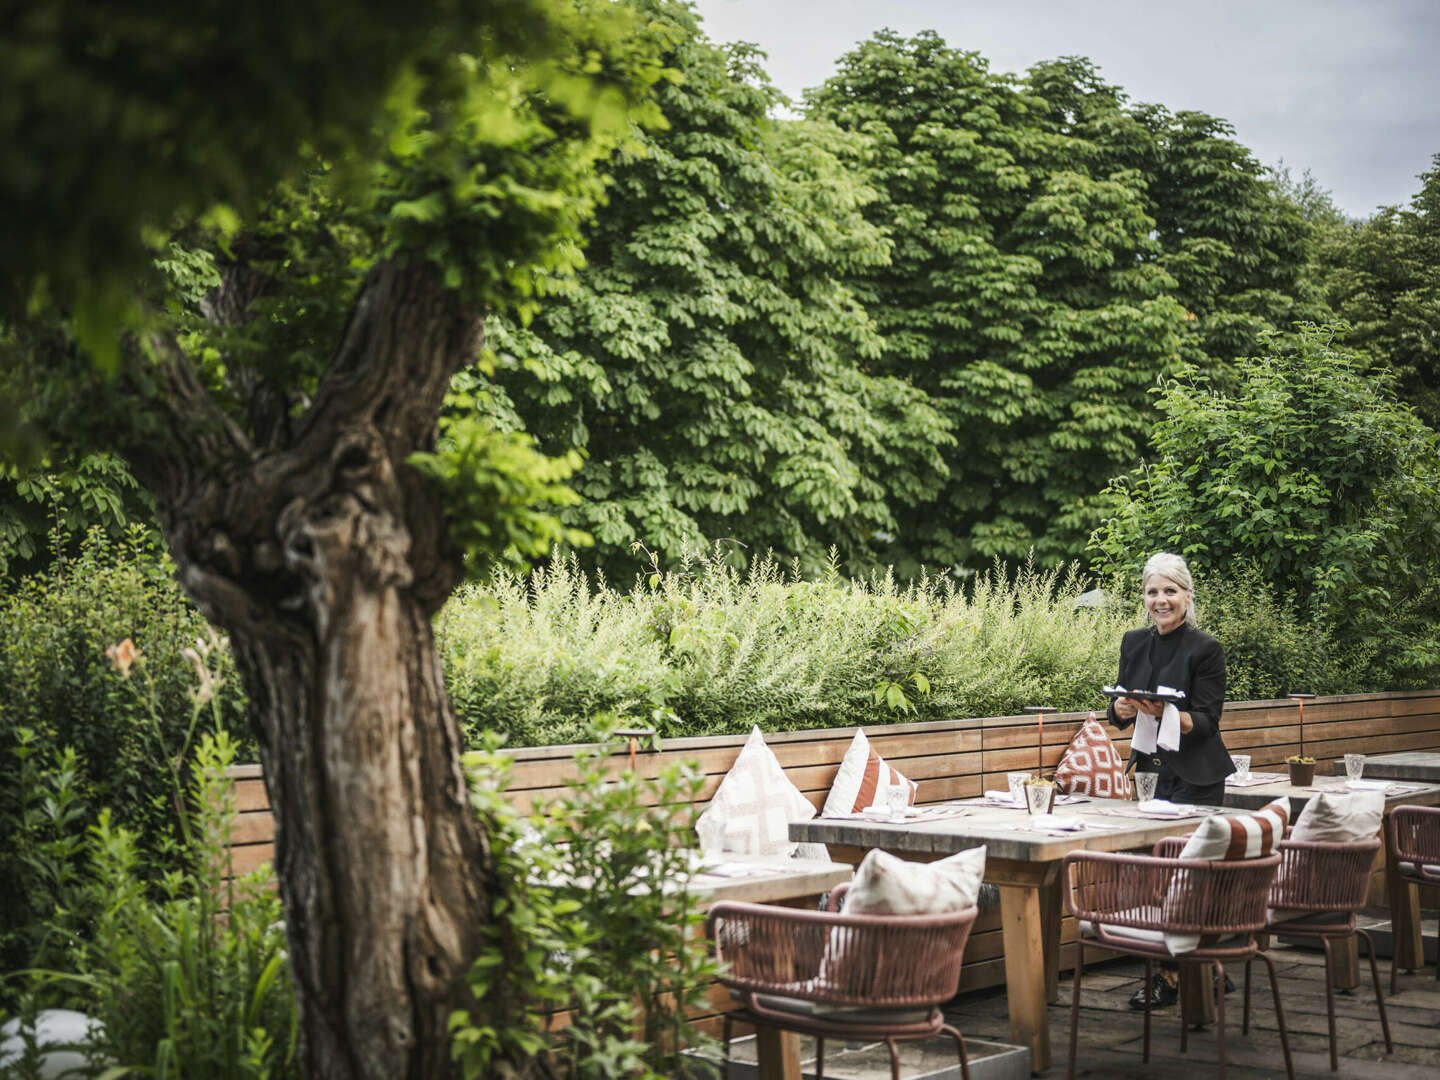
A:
[1386,804,1440,991]
[1064,843,1292,1080]
[706,884,977,1080]
[1256,831,1391,1070]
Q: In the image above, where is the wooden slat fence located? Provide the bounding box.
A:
[224,689,1440,1035]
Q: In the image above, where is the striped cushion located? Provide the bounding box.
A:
[821,729,917,817]
[1162,796,1288,954]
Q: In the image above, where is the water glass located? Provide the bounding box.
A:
[1231,754,1251,782]
[1133,771,1158,803]
[1344,753,1366,782]
[1007,771,1031,807]
[886,784,910,821]
[1024,782,1053,817]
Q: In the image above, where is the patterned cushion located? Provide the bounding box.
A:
[821,729,918,817]
[695,726,817,858]
[844,846,986,916]
[1053,714,1127,797]
[1163,796,1288,954]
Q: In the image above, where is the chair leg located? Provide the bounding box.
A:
[885,1037,900,1080]
[1215,960,1227,1080]
[1256,949,1295,1080]
[816,1036,825,1080]
[1358,928,1393,1053]
[723,1013,732,1064]
[1242,955,1253,1034]
[1068,942,1084,1080]
[1322,936,1338,1071]
[942,1023,971,1080]
[1142,958,1153,1063]
[1179,964,1188,1053]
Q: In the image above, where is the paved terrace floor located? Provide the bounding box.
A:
[942,926,1439,1080]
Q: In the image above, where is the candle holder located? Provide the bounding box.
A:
[1285,694,1316,786]
[1023,705,1059,811]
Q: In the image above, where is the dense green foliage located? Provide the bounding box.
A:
[0,454,152,578]
[0,529,249,983]
[489,2,949,577]
[454,732,717,1078]
[1092,324,1440,683]
[1305,154,1440,428]
[802,34,1312,571]
[2,733,298,1078]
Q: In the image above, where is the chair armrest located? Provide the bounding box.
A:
[825,883,850,913]
[1152,836,1187,858]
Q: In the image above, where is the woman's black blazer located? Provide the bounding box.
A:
[1106,623,1234,786]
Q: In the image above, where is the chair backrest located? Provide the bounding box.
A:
[707,899,977,1009]
[1271,834,1380,912]
[1388,805,1440,872]
[1064,849,1281,936]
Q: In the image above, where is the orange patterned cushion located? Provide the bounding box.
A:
[1053,714,1127,797]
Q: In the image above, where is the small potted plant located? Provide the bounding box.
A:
[1287,692,1317,786]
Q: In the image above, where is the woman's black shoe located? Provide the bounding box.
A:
[1128,972,1179,1010]
[1216,972,1236,995]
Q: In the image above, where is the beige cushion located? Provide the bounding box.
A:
[1163,796,1288,954]
[1291,791,1384,843]
[821,729,917,817]
[845,846,986,916]
[696,726,817,858]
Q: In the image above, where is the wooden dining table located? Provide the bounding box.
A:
[790,797,1260,1074]
[1223,772,1440,985]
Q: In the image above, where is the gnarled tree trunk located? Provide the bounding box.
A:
[123,259,499,1079]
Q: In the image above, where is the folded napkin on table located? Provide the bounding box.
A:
[1027,814,1087,831]
[1136,799,1188,817]
[1345,779,1391,791]
[984,789,1023,806]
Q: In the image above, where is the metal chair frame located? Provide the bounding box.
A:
[1386,804,1440,992]
[1257,832,1391,1070]
[1063,843,1292,1080]
[707,884,977,1080]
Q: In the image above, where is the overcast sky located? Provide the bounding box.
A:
[689,0,1440,220]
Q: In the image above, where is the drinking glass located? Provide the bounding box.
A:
[1024,782,1053,817]
[1231,754,1251,782]
[1133,771,1158,803]
[886,784,910,821]
[1344,753,1366,782]
[1007,771,1031,807]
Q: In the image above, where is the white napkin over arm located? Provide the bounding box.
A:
[1121,684,1183,753]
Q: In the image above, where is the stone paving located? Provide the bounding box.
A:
[943,936,1440,1080]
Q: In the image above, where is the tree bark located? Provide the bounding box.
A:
[122,258,497,1079]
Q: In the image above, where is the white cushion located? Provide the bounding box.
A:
[1291,791,1384,843]
[821,729,918,817]
[1163,796,1288,954]
[845,846,986,916]
[1078,917,1166,946]
[696,726,817,858]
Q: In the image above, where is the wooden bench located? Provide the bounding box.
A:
[225,689,1440,1036]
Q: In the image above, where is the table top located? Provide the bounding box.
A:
[688,855,853,906]
[1328,751,1440,782]
[1222,774,1440,813]
[789,798,1251,863]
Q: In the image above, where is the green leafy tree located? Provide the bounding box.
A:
[490,2,951,577]
[1307,154,1440,427]
[806,35,1191,571]
[1091,324,1440,680]
[2,3,673,1077]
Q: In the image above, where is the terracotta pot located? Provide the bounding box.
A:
[1287,759,1316,786]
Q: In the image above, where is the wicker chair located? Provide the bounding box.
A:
[1063,843,1291,1080]
[706,884,977,1080]
[1386,805,1440,991]
[1257,832,1391,1070]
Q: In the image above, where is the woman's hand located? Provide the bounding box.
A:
[1113,696,1140,721]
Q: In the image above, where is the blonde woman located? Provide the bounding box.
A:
[1106,552,1234,1008]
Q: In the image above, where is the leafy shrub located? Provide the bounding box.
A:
[451,723,719,1078]
[1,732,298,1079]
[0,527,251,986]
